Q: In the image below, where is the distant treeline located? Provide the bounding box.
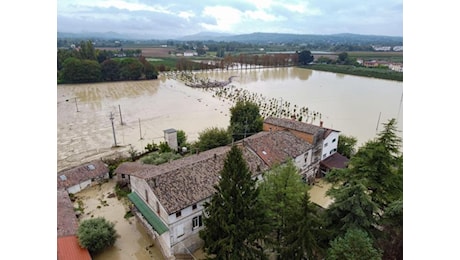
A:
[305,64,403,82]
[57,41,158,84]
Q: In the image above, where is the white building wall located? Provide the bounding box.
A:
[67,184,81,194]
[168,200,207,255]
[130,176,172,257]
[321,131,339,160]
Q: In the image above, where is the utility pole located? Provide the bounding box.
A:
[138,118,143,140]
[110,112,117,147]
[376,112,382,133]
[66,97,79,112]
[118,105,124,125]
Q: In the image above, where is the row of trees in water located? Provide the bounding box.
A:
[198,116,402,259]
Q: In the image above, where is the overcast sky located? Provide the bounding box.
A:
[57,0,403,39]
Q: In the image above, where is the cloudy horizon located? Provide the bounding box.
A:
[57,0,403,39]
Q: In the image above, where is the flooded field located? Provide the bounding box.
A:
[57,78,232,172]
[58,67,402,172]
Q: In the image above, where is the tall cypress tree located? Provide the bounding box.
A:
[200,145,268,260]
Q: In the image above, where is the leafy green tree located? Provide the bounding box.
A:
[78,40,97,61]
[338,52,348,64]
[228,100,263,141]
[260,160,326,259]
[57,48,78,71]
[200,145,269,259]
[101,59,120,81]
[138,56,158,79]
[60,58,102,83]
[196,127,232,152]
[77,217,118,254]
[298,50,314,65]
[176,129,187,148]
[119,58,143,80]
[96,49,113,63]
[327,228,382,260]
[337,135,357,158]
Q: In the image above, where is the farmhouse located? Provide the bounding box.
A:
[114,120,335,259]
[57,160,109,194]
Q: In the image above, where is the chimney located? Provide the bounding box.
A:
[320,121,323,127]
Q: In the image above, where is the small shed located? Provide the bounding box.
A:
[319,152,349,176]
[163,128,178,151]
[57,160,109,194]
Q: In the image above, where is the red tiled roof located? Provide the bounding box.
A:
[244,131,312,167]
[264,117,324,135]
[320,153,349,170]
[57,160,108,189]
[117,145,270,214]
[57,236,92,260]
[57,189,79,237]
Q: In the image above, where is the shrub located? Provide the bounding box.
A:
[77,217,118,254]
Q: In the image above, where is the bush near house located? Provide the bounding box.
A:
[77,217,118,254]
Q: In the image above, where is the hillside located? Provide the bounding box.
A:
[57,31,402,46]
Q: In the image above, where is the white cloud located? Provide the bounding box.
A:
[178,10,195,20]
[57,0,403,37]
[244,10,283,22]
[200,6,243,32]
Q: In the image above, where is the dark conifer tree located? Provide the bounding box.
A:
[200,145,268,260]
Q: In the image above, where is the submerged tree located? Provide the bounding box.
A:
[200,145,269,259]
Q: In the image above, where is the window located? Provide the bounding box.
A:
[177,224,184,238]
[156,201,160,214]
[332,138,336,143]
[324,142,328,147]
[193,215,203,230]
[121,174,126,179]
[192,204,197,210]
[323,153,327,158]
[176,211,182,218]
[145,189,148,203]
